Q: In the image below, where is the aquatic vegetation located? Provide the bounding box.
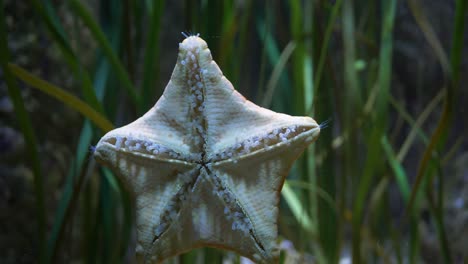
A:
[1,0,466,263]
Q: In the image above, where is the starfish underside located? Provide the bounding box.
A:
[94,36,320,263]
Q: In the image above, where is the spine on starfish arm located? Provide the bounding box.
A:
[319,118,332,130]
[181,31,200,38]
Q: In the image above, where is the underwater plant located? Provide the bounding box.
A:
[1,0,466,263]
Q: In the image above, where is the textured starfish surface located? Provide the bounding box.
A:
[94,35,320,263]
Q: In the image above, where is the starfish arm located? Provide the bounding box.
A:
[94,105,204,162]
[94,144,199,261]
[209,120,320,162]
[209,127,318,263]
[146,166,276,263]
[94,140,196,189]
[96,130,203,162]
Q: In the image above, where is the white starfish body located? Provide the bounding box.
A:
[94,36,320,263]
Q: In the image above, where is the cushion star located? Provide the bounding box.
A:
[94,35,320,263]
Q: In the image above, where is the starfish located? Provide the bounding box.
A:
[94,35,320,263]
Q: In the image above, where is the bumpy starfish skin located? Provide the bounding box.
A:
[94,36,320,263]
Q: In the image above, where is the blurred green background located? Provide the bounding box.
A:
[1,0,467,263]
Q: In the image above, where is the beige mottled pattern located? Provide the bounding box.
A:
[94,35,320,263]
